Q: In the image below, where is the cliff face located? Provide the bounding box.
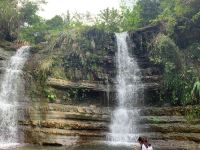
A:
[128,24,164,105]
[26,24,163,107]
[26,27,117,106]
[0,40,24,82]
[0,25,199,149]
[20,103,200,149]
[19,24,167,146]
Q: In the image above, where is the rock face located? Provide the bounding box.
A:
[0,26,198,149]
[139,106,200,150]
[26,28,117,106]
[47,78,115,92]
[20,103,111,145]
[0,42,16,81]
[19,104,200,149]
[27,24,163,106]
[128,24,164,105]
[21,24,167,147]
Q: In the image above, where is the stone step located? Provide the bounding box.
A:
[145,132,200,143]
[140,106,194,116]
[24,112,196,125]
[139,116,200,124]
[24,104,200,122]
[22,127,106,145]
[133,132,200,143]
[151,140,200,150]
[141,75,162,83]
[27,111,110,122]
[47,78,115,92]
[20,119,109,130]
[21,126,200,145]
[22,126,105,137]
[25,103,111,115]
[107,123,200,134]
[20,119,200,134]
[147,123,200,133]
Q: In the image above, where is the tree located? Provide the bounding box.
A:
[63,11,72,28]
[20,0,41,25]
[20,21,48,43]
[0,0,19,40]
[137,0,161,26]
[18,0,47,43]
[71,12,84,27]
[46,15,64,29]
[0,0,46,41]
[96,8,122,32]
[120,2,141,31]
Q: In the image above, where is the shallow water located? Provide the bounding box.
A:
[3,141,200,150]
[10,144,135,150]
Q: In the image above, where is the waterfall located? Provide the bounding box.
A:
[0,46,30,148]
[108,32,143,144]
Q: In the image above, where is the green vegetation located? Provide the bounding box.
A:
[1,0,200,108]
[0,0,45,41]
[191,81,200,102]
[44,88,57,103]
[185,105,200,124]
[0,0,20,41]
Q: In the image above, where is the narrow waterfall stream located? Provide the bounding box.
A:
[0,46,30,149]
[108,32,143,144]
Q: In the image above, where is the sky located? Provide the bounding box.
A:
[38,0,121,19]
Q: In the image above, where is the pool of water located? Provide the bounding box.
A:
[7,144,136,150]
[2,142,200,150]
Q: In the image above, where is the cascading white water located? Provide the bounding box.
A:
[0,46,30,149]
[108,32,143,144]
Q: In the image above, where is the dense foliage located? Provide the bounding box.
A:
[0,0,45,41]
[1,0,200,106]
[0,0,19,41]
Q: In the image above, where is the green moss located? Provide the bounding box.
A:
[31,44,44,53]
[149,117,161,124]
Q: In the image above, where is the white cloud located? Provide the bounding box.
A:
[38,0,121,19]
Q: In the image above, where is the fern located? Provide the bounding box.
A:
[191,81,200,98]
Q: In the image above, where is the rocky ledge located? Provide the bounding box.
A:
[47,78,115,92]
[19,104,200,149]
[20,103,110,145]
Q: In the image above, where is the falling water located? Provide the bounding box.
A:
[0,46,30,149]
[108,32,143,144]
[106,76,110,107]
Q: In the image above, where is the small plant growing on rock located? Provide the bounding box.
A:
[47,93,57,103]
[191,80,200,102]
[44,88,57,103]
[185,105,200,124]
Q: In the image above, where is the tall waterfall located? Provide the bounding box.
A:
[0,46,30,148]
[108,32,143,144]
